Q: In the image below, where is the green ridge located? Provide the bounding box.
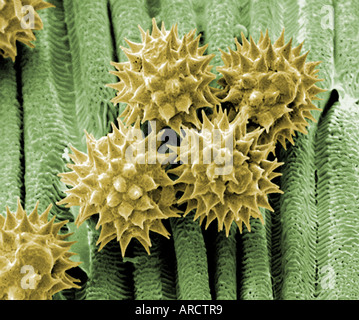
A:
[128,234,177,300]
[0,59,22,212]
[271,0,335,299]
[85,226,134,299]
[132,240,164,300]
[21,2,75,220]
[109,0,151,62]
[203,0,243,83]
[266,192,282,299]
[238,211,273,300]
[301,0,334,101]
[158,235,178,300]
[63,0,117,144]
[213,224,237,299]
[315,99,359,299]
[47,0,80,148]
[281,0,299,39]
[108,0,151,118]
[170,214,211,300]
[277,128,318,299]
[237,0,251,35]
[334,0,359,98]
[248,0,275,41]
[159,0,197,38]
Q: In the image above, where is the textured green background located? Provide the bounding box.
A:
[0,0,358,300]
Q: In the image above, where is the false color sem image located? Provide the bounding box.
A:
[0,0,358,302]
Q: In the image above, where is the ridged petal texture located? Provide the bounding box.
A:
[0,59,22,210]
[0,0,54,61]
[216,30,326,148]
[58,119,180,257]
[0,199,80,300]
[108,18,219,133]
[169,108,283,235]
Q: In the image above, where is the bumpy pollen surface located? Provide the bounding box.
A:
[0,0,54,61]
[108,18,219,133]
[0,199,80,300]
[169,108,283,235]
[58,119,180,257]
[217,30,326,147]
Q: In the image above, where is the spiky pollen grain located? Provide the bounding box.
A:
[0,198,80,300]
[57,119,180,257]
[0,0,54,61]
[169,108,283,236]
[107,18,220,134]
[216,29,326,148]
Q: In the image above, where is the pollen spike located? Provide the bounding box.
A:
[259,29,270,49]
[274,29,285,48]
[241,31,250,51]
[292,41,304,56]
[279,38,292,60]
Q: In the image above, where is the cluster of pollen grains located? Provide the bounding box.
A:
[0,199,80,300]
[216,30,326,148]
[169,108,283,236]
[57,119,180,257]
[0,0,54,61]
[108,18,219,134]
